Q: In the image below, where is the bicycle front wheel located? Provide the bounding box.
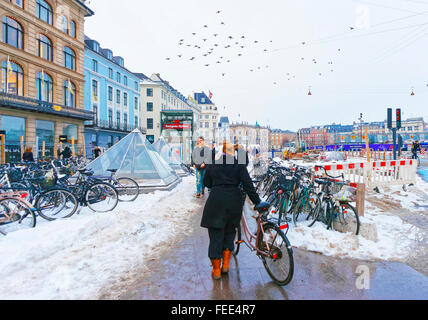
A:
[257,223,294,286]
[232,224,242,257]
[114,177,139,202]
[85,182,119,212]
[0,198,36,235]
[36,188,78,221]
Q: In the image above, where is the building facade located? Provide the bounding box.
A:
[137,73,194,144]
[194,92,219,144]
[230,122,270,152]
[269,129,296,151]
[0,0,94,160]
[83,36,142,155]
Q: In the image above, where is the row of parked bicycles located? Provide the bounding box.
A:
[254,161,360,235]
[0,159,140,236]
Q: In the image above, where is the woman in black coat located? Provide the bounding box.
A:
[202,143,261,280]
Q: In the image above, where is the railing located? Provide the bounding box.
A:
[85,119,146,133]
[0,92,94,120]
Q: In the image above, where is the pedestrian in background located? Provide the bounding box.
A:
[22,147,34,162]
[93,146,101,159]
[60,146,72,160]
[201,142,262,280]
[192,137,209,198]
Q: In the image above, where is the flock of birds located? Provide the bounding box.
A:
[164,9,425,94]
[164,10,344,89]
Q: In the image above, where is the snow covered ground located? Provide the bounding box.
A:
[267,159,428,269]
[0,176,200,300]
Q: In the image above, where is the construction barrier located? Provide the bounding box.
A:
[314,159,418,188]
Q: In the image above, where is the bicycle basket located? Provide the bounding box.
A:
[8,169,23,183]
[39,169,57,189]
[279,175,296,192]
[333,186,356,202]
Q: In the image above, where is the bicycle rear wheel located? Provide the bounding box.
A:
[0,198,36,235]
[293,191,320,226]
[331,203,360,235]
[85,182,119,212]
[257,223,294,286]
[36,188,78,221]
[114,177,139,202]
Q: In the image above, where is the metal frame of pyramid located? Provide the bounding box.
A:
[152,136,188,177]
[86,129,181,192]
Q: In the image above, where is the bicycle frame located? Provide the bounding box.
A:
[239,206,272,257]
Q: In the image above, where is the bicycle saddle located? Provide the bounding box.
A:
[254,201,270,213]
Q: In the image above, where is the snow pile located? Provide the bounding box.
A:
[0,176,200,300]
[284,177,427,263]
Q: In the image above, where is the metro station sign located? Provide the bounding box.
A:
[164,120,191,130]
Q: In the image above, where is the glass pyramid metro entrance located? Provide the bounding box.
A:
[86,129,181,190]
[152,136,187,177]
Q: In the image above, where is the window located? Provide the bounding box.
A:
[116,72,121,83]
[92,59,98,72]
[124,76,128,86]
[205,115,209,119]
[63,47,76,70]
[147,135,154,144]
[10,0,24,9]
[62,16,68,34]
[38,34,52,61]
[134,116,138,128]
[123,92,128,106]
[147,118,153,129]
[205,122,209,128]
[213,123,216,128]
[108,109,113,127]
[116,89,120,103]
[92,80,98,100]
[134,81,138,91]
[36,0,53,25]
[108,68,113,79]
[63,80,75,108]
[70,21,76,38]
[123,113,128,130]
[107,135,113,147]
[134,97,138,109]
[116,111,121,126]
[2,17,24,49]
[108,86,113,101]
[93,105,98,124]
[201,97,205,103]
[147,102,153,111]
[1,60,24,96]
[36,71,53,102]
[147,88,153,97]
[0,115,25,143]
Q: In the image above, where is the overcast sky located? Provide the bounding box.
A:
[84,0,428,131]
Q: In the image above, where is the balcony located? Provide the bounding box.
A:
[0,92,94,121]
[86,118,146,134]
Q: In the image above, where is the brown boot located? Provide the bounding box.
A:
[221,249,232,274]
[211,259,222,280]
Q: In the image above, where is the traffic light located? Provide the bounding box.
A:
[387,108,392,129]
[396,108,402,130]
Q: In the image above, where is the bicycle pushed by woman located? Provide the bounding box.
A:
[200,142,294,286]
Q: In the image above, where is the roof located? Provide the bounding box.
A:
[74,0,95,17]
[194,92,214,105]
[219,116,230,124]
[133,73,150,80]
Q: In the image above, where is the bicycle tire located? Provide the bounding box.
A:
[331,202,360,235]
[307,197,325,228]
[115,177,140,202]
[85,182,119,212]
[36,188,78,221]
[0,197,36,234]
[293,191,319,226]
[232,224,242,256]
[257,222,294,286]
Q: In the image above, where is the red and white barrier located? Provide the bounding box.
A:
[314,159,418,187]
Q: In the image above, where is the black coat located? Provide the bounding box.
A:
[23,152,34,162]
[191,146,210,170]
[201,154,261,229]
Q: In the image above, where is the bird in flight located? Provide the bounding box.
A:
[190,57,195,60]
[254,40,258,43]
[228,36,233,39]
[204,25,208,28]
[302,42,306,45]
[216,10,221,14]
[177,54,182,58]
[350,26,355,30]
[221,22,225,25]
[213,34,218,37]
[192,33,196,35]
[238,54,242,56]
[221,73,225,76]
[203,39,207,42]
[165,58,170,60]
[205,64,209,67]
[241,36,245,39]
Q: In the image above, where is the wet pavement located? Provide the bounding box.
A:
[119,197,428,300]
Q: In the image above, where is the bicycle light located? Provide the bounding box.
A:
[278,190,283,195]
